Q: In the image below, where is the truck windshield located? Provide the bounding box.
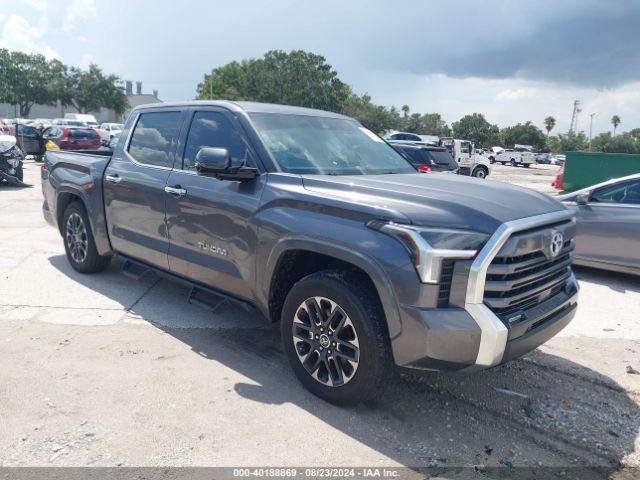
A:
[249,113,416,175]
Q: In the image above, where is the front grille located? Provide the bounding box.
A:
[483,222,574,319]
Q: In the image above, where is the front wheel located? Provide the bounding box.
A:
[523,163,530,168]
[281,270,392,405]
[63,202,111,273]
[510,159,516,167]
[15,165,24,182]
[472,167,488,179]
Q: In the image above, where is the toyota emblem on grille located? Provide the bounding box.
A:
[550,231,564,258]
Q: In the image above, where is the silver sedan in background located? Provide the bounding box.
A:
[558,173,640,275]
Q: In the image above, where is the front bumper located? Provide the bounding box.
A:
[392,210,578,371]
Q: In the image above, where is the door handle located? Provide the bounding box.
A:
[105,174,121,184]
[164,185,187,197]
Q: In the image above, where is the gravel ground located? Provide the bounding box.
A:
[0,160,638,476]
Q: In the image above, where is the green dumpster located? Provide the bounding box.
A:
[563,151,640,192]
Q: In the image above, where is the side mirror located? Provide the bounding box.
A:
[194,146,258,182]
[195,147,230,174]
[575,192,590,205]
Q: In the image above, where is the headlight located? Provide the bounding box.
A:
[367,220,489,283]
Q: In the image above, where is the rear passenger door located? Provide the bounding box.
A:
[103,110,184,269]
[165,108,266,301]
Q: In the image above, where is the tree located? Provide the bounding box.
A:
[342,93,399,134]
[401,104,410,119]
[602,133,638,154]
[543,116,556,136]
[611,115,621,136]
[501,121,546,150]
[0,49,66,117]
[451,113,500,146]
[548,131,588,152]
[64,64,128,115]
[196,50,350,112]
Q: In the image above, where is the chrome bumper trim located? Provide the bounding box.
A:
[464,210,576,368]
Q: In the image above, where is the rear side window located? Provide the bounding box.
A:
[182,111,247,171]
[69,128,99,139]
[128,111,181,168]
[397,147,424,166]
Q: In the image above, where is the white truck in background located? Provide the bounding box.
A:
[439,137,491,179]
[495,144,535,168]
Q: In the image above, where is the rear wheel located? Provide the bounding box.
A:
[510,159,516,167]
[281,270,392,405]
[63,202,111,273]
[523,163,530,168]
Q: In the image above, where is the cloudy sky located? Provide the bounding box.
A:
[1,0,639,135]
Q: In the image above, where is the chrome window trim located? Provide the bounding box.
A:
[464,209,576,368]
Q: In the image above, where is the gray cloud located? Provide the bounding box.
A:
[354,0,640,88]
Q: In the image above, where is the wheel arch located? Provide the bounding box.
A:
[55,185,112,256]
[264,238,401,341]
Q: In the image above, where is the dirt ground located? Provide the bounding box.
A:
[0,160,638,477]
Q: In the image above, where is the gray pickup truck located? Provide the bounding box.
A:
[42,101,579,404]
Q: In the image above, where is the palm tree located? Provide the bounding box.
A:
[544,116,556,136]
[401,105,410,118]
[611,115,621,136]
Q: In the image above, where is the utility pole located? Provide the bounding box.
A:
[588,113,596,151]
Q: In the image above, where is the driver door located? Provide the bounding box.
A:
[165,108,266,300]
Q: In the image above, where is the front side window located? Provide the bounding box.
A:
[250,113,415,175]
[128,111,181,168]
[591,180,640,205]
[182,111,247,171]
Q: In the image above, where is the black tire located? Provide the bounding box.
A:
[15,166,23,182]
[488,156,495,164]
[500,161,506,165]
[62,201,111,274]
[510,159,516,167]
[472,167,488,179]
[281,269,392,405]
[523,163,530,168]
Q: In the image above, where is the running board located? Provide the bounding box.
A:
[188,286,234,314]
[121,259,155,281]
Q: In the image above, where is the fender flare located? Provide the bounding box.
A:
[263,236,403,341]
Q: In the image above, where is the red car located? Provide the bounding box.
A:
[42,126,101,151]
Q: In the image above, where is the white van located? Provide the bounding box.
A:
[64,113,99,127]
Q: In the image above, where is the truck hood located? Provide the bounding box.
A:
[301,173,567,234]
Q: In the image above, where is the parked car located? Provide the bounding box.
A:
[64,113,99,127]
[52,118,88,127]
[42,126,101,151]
[28,118,53,131]
[551,154,566,165]
[383,131,423,142]
[558,174,640,275]
[390,142,458,173]
[97,123,124,144]
[536,153,552,164]
[42,101,578,405]
[0,134,25,184]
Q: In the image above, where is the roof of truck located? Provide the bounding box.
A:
[132,100,351,119]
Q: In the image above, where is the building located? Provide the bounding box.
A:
[0,81,162,123]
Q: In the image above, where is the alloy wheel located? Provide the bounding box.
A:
[292,296,360,387]
[66,212,88,264]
